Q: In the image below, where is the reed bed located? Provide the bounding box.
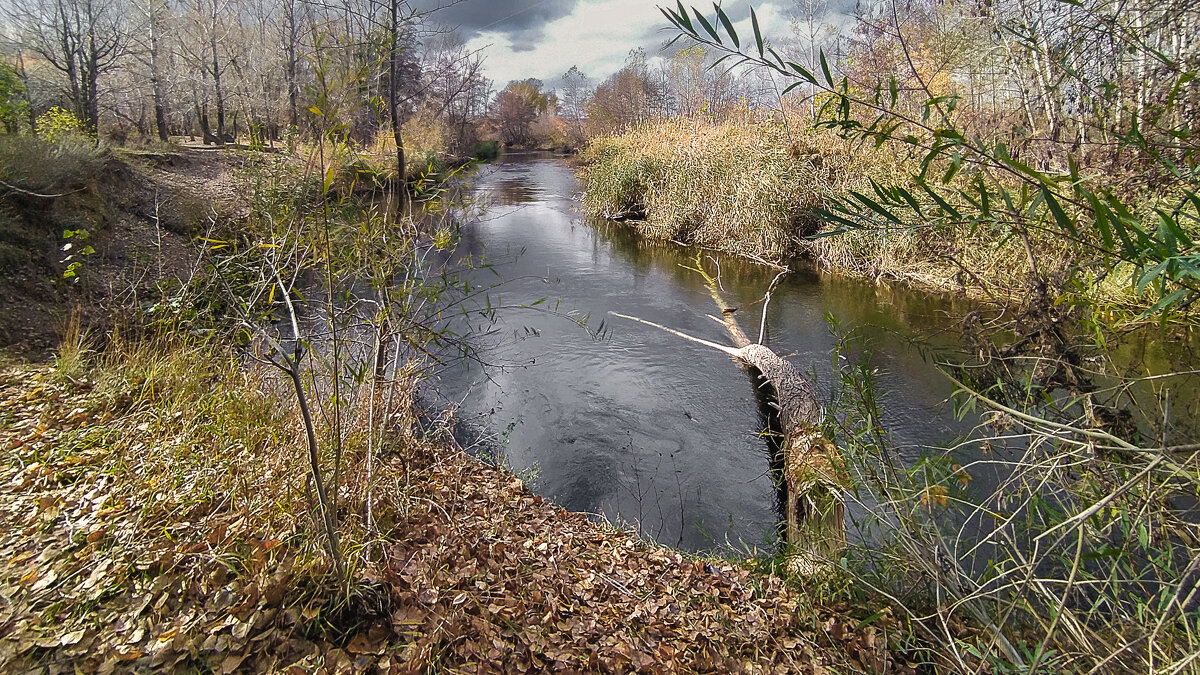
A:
[580,119,856,261]
[578,119,1076,303]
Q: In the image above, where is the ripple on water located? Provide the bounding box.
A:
[438,154,988,553]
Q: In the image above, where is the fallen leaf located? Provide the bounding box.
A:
[221,653,246,673]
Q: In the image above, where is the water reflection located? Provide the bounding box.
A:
[485,177,540,205]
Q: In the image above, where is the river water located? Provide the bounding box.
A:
[430,153,1197,554]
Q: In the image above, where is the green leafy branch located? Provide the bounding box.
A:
[660,1,1200,317]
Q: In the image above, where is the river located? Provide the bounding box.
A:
[430,152,1196,554]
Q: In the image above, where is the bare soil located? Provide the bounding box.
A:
[0,149,246,358]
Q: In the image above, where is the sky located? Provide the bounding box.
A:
[422,0,802,90]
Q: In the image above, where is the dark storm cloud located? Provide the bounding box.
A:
[418,0,581,40]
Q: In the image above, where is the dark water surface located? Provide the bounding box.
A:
[430,153,1193,553]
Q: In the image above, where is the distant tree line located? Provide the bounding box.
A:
[0,0,495,162]
[3,0,1192,168]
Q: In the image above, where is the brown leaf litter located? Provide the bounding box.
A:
[0,360,908,673]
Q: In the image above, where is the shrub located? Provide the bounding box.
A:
[473,140,500,161]
[0,134,105,196]
[35,107,89,145]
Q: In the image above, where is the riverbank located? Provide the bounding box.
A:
[0,346,905,673]
[0,139,247,356]
[576,118,1123,307]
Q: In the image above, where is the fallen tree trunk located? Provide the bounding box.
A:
[612,259,846,573]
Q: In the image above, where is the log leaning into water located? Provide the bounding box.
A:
[611,260,846,573]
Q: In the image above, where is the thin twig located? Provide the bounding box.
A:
[609,312,739,356]
[758,269,788,345]
[0,178,85,198]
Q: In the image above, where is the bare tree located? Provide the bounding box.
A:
[6,0,127,133]
[125,0,170,140]
[788,0,835,119]
[420,31,490,156]
[559,65,589,147]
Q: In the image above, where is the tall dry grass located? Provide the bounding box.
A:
[580,119,863,261]
[578,119,1079,303]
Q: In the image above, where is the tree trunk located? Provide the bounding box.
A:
[59,0,83,123]
[284,0,299,130]
[149,0,169,142]
[701,276,845,570]
[613,262,846,574]
[84,45,100,135]
[16,51,36,134]
[193,85,213,142]
[209,0,225,140]
[389,0,409,209]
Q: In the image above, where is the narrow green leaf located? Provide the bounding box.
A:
[1041,188,1077,236]
[1184,190,1200,219]
[1088,194,1115,251]
[942,151,963,184]
[1175,257,1200,282]
[675,1,694,30]
[1137,260,1170,294]
[921,183,963,220]
[850,190,902,223]
[693,9,722,43]
[819,49,833,86]
[1135,288,1188,320]
[750,7,764,57]
[895,187,924,218]
[709,53,736,72]
[976,174,990,218]
[785,61,817,84]
[1159,210,1193,249]
[1001,157,1051,186]
[766,46,787,70]
[780,81,806,96]
[854,610,888,631]
[714,4,739,48]
[1104,192,1145,254]
[1166,71,1195,109]
[957,188,983,213]
[660,7,684,31]
[810,206,862,231]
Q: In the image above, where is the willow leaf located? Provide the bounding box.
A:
[714,4,739,48]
